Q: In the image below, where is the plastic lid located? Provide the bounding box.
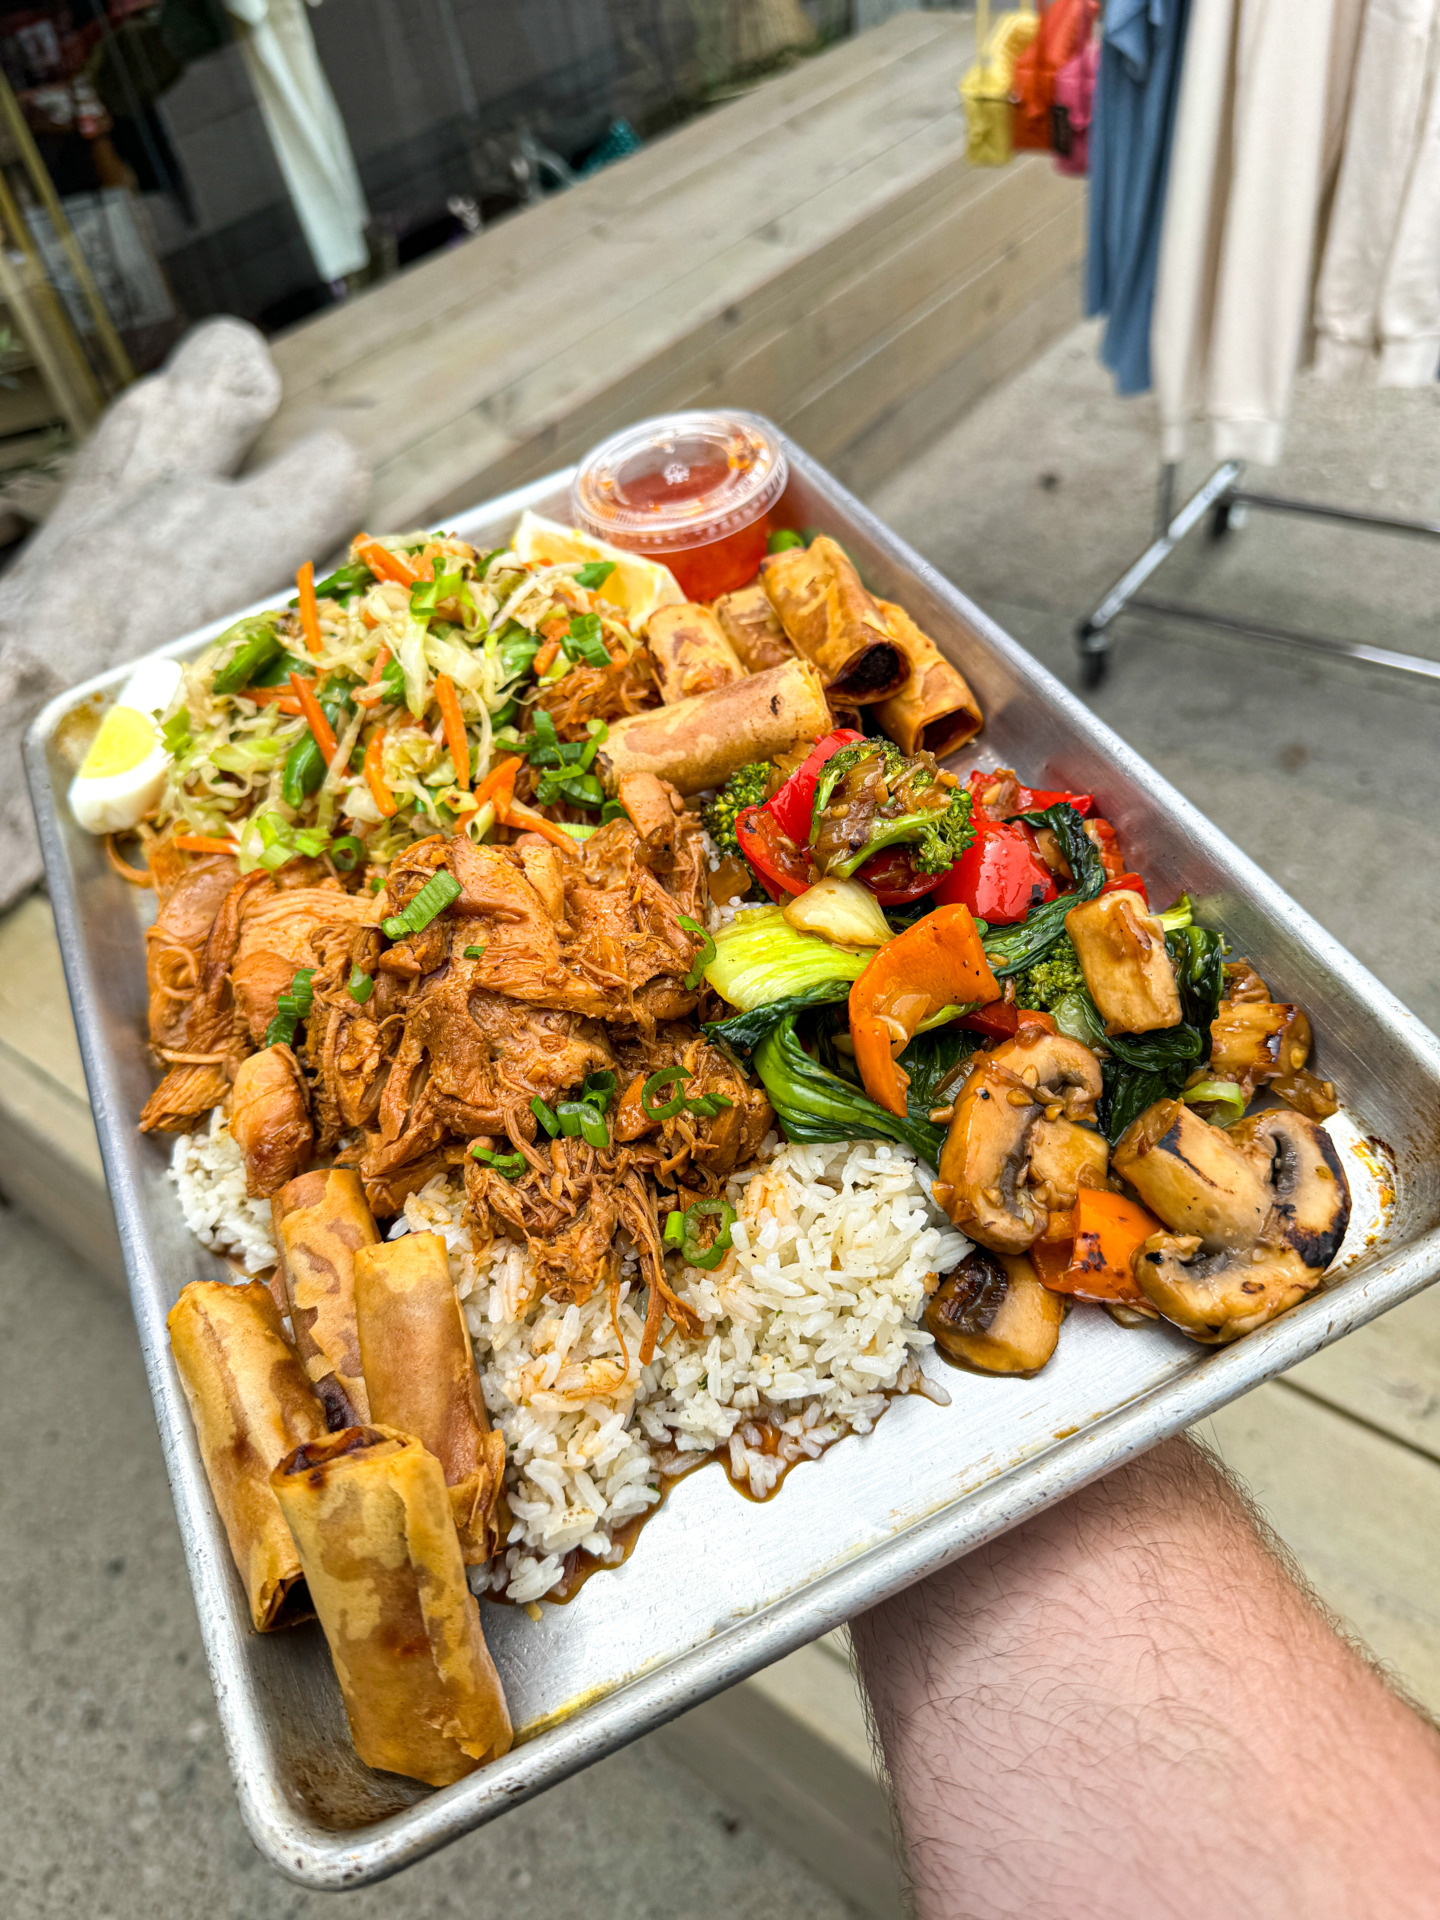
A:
[570,411,788,553]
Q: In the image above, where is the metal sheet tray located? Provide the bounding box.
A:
[26,439,1440,1889]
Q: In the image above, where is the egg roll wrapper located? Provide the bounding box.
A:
[873,599,983,758]
[644,602,746,702]
[711,585,795,674]
[167,1280,328,1631]
[354,1234,507,1565]
[597,657,829,795]
[271,1426,513,1786]
[273,1169,377,1427]
[759,536,909,702]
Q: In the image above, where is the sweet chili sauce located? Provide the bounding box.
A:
[570,411,788,600]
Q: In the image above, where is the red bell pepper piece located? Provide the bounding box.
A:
[852,846,946,905]
[933,819,1058,925]
[765,727,864,845]
[966,768,1093,820]
[956,1001,1058,1039]
[1084,816,1127,882]
[1101,870,1150,904]
[734,804,812,898]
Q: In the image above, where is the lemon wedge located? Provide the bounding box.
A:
[511,510,684,627]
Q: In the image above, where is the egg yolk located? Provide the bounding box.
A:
[80,706,158,779]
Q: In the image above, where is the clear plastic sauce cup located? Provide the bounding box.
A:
[570,411,788,601]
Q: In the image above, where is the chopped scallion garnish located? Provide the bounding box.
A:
[677,913,717,990]
[347,967,374,1004]
[382,869,461,940]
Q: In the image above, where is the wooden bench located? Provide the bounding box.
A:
[251,10,1085,526]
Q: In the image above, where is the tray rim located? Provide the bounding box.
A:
[24,436,1440,1889]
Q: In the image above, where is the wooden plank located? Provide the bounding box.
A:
[1284,1286,1440,1465]
[659,1638,901,1920]
[1198,1380,1440,1713]
[264,12,968,401]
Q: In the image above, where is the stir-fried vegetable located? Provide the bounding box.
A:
[703,905,871,1011]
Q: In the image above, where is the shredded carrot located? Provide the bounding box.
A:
[474,754,522,809]
[363,728,398,818]
[361,608,379,629]
[532,633,562,676]
[503,798,578,853]
[357,535,422,589]
[366,644,392,686]
[172,833,239,855]
[433,673,470,791]
[238,687,302,713]
[297,560,322,655]
[290,672,338,764]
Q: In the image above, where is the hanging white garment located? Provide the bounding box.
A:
[1151,0,1348,465]
[1314,0,1440,385]
[224,0,369,285]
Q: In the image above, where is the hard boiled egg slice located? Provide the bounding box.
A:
[69,656,184,835]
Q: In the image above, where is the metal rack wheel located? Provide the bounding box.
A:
[1210,495,1238,540]
[1076,621,1108,689]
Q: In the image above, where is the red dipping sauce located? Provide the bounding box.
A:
[570,412,787,600]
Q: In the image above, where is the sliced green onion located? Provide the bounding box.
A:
[160,709,191,756]
[463,943,485,959]
[600,797,627,825]
[383,869,461,940]
[530,1095,559,1137]
[562,611,610,668]
[641,1066,691,1122]
[681,1198,737,1271]
[264,966,315,1047]
[574,560,616,589]
[582,1069,618,1112]
[686,1091,734,1119]
[1182,1079,1247,1122]
[663,1209,685,1249]
[470,1144,525,1176]
[347,966,374,1004]
[330,834,364,872]
[556,1100,609,1148]
[677,914,717,991]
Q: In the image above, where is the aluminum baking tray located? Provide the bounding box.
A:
[26,438,1440,1889]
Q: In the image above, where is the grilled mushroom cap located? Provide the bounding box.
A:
[1027,1117,1110,1211]
[925,1249,1063,1375]
[1230,1107,1351,1271]
[1134,1234,1318,1344]
[1112,1100,1271,1252]
[934,1032,1104,1250]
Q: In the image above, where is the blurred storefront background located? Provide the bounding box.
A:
[0,0,928,532]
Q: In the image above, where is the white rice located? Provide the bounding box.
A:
[170,1121,966,1605]
[169,1110,277,1273]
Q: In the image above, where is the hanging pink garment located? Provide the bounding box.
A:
[1052,35,1099,176]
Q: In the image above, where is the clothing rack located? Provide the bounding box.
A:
[1075,462,1440,690]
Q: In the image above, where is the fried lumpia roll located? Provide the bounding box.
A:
[597,656,829,795]
[271,1426,513,1786]
[644,602,745,703]
[272,1169,377,1428]
[353,1234,507,1565]
[873,599,984,758]
[760,536,909,703]
[167,1279,328,1631]
[711,583,795,673]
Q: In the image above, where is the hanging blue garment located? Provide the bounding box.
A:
[1086,0,1191,394]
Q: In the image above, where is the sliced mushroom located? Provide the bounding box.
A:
[1027,1117,1110,1212]
[1123,1101,1352,1343]
[1065,889,1182,1035]
[1112,1099,1271,1251]
[1230,1107,1351,1271]
[1207,961,1337,1120]
[925,1249,1063,1375]
[1133,1234,1318,1343]
[933,1031,1103,1250]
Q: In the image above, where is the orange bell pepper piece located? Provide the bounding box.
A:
[849,905,1000,1118]
[1049,1187,1162,1304]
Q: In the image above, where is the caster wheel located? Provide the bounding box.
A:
[1210,498,1234,540]
[1079,647,1108,691]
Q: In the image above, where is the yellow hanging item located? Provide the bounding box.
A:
[959,0,1041,167]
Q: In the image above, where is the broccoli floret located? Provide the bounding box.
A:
[1013,934,1087,1011]
[703,762,773,855]
[813,739,976,879]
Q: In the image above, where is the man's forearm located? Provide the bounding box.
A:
[851,1437,1440,1920]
